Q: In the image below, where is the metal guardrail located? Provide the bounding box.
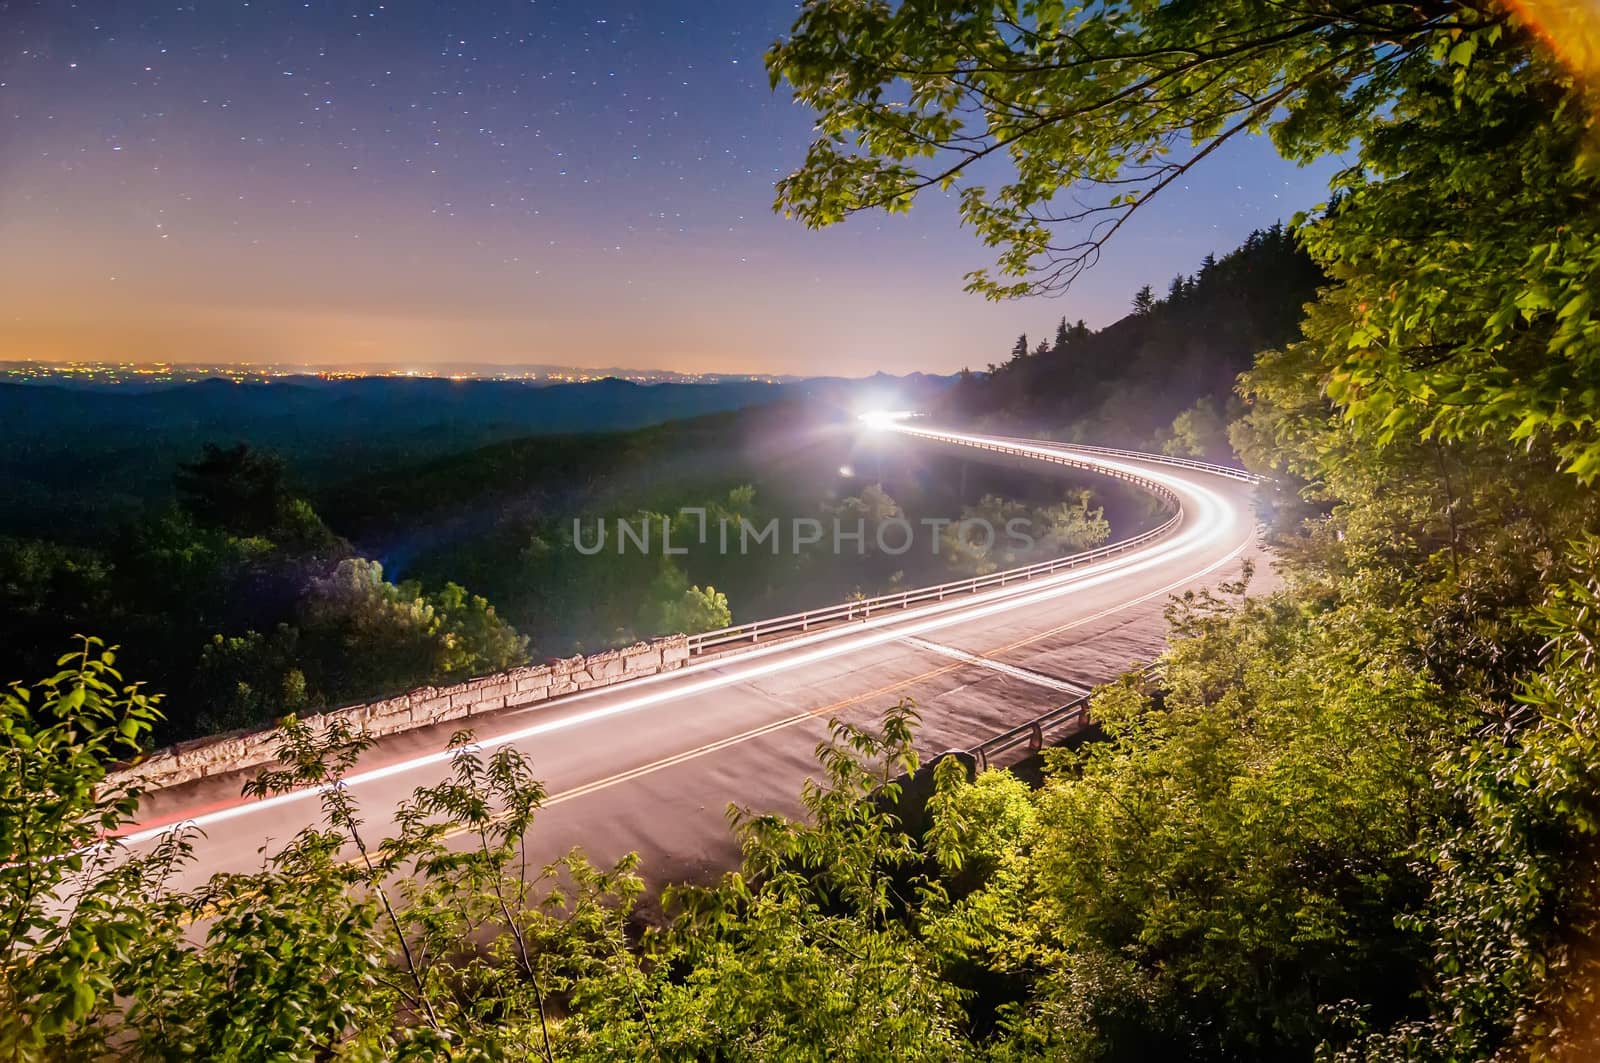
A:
[966,664,1163,772]
[1011,438,1262,484]
[968,692,1092,773]
[685,433,1206,655]
[685,512,1178,654]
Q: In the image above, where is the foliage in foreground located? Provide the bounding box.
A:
[0,646,973,1059]
[7,556,1600,1060]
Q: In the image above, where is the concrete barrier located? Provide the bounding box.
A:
[110,634,692,792]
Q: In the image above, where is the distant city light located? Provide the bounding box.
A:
[0,360,791,388]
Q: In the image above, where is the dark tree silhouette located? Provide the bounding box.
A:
[176,443,291,538]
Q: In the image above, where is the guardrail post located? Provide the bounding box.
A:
[1029,721,1043,753]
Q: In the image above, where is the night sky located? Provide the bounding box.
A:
[0,1,1344,375]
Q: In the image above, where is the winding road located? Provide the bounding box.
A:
[123,426,1267,894]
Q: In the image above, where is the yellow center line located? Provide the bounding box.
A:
[464,560,1225,831]
[433,662,971,841]
[183,541,1248,920]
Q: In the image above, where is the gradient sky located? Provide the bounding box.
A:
[0,1,1346,376]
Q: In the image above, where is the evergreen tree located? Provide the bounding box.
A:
[936,233,1324,442]
[1131,285,1155,315]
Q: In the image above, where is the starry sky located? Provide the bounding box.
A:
[0,1,1344,376]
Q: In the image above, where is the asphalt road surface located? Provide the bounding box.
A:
[122,427,1268,895]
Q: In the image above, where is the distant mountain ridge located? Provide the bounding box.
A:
[0,372,954,541]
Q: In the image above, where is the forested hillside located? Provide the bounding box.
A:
[947,224,1324,453]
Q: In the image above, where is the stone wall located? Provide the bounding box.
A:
[110,635,691,792]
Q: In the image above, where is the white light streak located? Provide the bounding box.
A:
[114,427,1248,849]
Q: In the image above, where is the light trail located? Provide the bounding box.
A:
[114,428,1248,848]
[440,534,1253,843]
